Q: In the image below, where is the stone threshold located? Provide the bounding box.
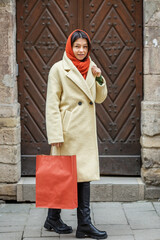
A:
[17,176,145,202]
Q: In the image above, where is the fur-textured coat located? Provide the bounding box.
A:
[46,52,107,182]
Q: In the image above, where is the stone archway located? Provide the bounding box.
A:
[0,0,160,200]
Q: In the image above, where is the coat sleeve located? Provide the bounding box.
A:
[95,76,108,104]
[45,65,64,144]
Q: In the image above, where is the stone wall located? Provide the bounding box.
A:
[0,0,20,200]
[141,0,160,198]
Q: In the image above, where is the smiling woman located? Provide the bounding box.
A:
[44,29,108,239]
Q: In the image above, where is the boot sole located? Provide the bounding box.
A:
[76,231,108,239]
[44,221,73,234]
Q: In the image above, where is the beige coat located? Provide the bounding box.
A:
[46,52,107,182]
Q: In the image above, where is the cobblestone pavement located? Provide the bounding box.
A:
[0,201,160,240]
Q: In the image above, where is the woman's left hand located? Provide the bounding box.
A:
[91,66,101,77]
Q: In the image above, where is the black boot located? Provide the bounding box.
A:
[44,208,72,234]
[76,182,107,239]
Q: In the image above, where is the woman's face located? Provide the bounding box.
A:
[72,38,88,61]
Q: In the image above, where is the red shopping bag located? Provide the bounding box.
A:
[36,155,77,209]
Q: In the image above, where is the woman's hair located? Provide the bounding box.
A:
[71,30,91,53]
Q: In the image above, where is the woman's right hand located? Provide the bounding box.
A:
[51,143,62,147]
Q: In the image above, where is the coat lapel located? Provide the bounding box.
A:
[63,52,94,101]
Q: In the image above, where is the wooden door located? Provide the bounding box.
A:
[16,0,142,176]
[84,0,143,175]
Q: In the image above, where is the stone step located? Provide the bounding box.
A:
[17,177,145,202]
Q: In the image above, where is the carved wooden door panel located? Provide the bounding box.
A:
[17,0,142,176]
[16,0,78,175]
[84,0,143,175]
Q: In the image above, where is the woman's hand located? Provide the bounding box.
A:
[51,143,62,147]
[91,66,101,77]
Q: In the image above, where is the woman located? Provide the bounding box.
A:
[44,29,108,239]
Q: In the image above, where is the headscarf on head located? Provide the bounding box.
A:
[65,29,91,79]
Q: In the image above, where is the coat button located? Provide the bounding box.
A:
[89,101,93,105]
[78,101,82,105]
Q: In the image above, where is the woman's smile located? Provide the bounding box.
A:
[45,29,107,239]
